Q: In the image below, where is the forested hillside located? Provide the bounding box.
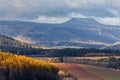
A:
[0,52,59,80]
[0,34,30,47]
[0,34,45,55]
[0,34,120,57]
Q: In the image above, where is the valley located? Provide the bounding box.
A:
[54,63,103,80]
[35,56,120,80]
[0,33,120,80]
[1,0,120,80]
[54,63,120,80]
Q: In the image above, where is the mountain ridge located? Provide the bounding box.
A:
[64,18,99,24]
[0,18,120,49]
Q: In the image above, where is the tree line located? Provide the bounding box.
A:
[0,46,120,57]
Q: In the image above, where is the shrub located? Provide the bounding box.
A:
[0,52,59,80]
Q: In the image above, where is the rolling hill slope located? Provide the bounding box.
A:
[0,18,120,48]
[0,34,30,47]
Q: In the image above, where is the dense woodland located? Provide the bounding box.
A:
[0,52,59,80]
[46,48,120,57]
[1,46,120,57]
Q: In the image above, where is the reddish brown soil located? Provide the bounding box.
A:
[54,63,104,80]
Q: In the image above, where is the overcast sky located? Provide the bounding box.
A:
[1,0,120,25]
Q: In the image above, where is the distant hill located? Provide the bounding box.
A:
[1,34,120,56]
[102,42,120,50]
[0,34,32,53]
[0,34,46,55]
[0,18,120,48]
[0,34,30,47]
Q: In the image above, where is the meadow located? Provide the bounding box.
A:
[74,56,120,60]
[80,64,120,80]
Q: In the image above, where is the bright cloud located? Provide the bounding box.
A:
[0,0,120,25]
[96,17,120,25]
[31,16,69,24]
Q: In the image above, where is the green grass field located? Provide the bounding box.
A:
[75,56,120,60]
[79,64,120,80]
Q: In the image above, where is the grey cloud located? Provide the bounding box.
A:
[0,0,119,21]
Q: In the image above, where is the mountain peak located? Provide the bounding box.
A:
[64,18,99,24]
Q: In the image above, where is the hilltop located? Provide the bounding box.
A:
[0,18,120,49]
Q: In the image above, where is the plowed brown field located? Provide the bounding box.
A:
[54,63,104,80]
